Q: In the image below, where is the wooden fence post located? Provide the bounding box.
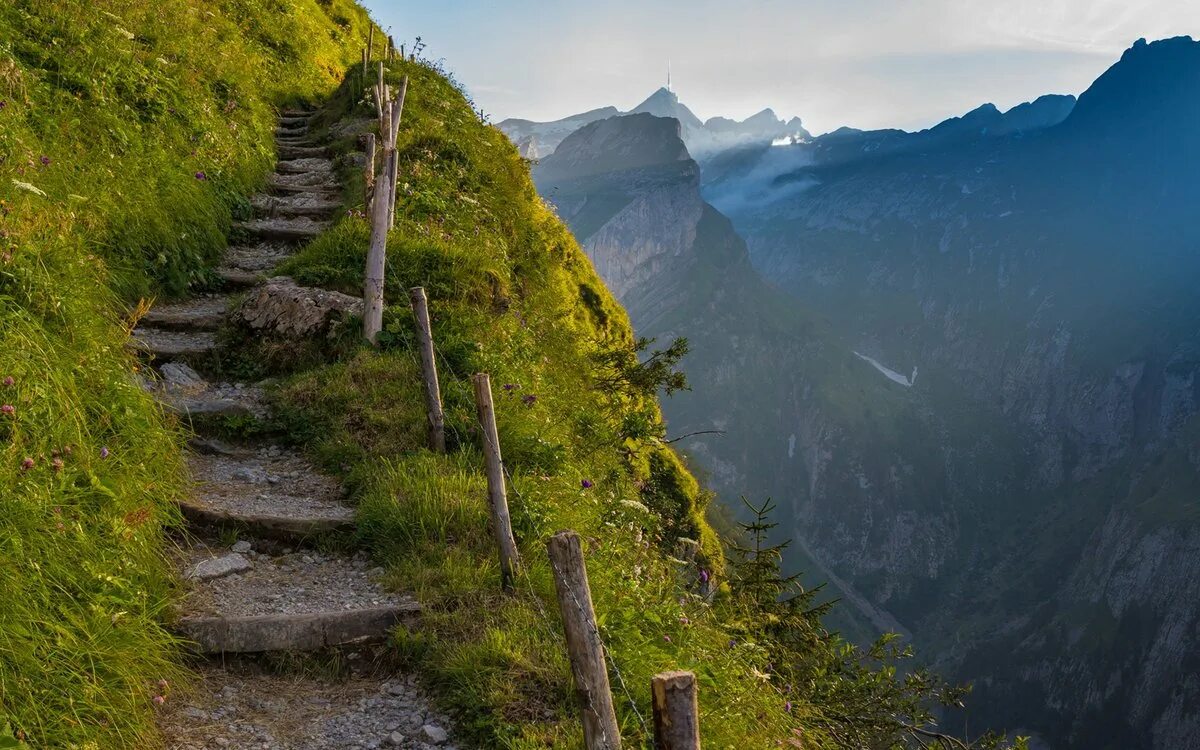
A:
[472,373,520,592]
[548,531,621,750]
[652,671,700,750]
[388,35,395,61]
[387,77,407,229]
[363,132,376,209]
[361,47,368,81]
[367,26,374,64]
[361,76,407,344]
[362,106,393,344]
[410,287,445,452]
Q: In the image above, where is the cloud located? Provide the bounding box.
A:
[364,0,1199,133]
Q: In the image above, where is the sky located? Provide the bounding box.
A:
[359,1,1200,134]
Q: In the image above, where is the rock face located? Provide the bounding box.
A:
[699,35,1200,749]
[235,276,363,339]
[530,36,1200,749]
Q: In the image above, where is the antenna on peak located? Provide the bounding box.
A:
[667,59,672,93]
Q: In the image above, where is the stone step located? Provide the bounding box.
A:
[274,135,318,147]
[141,294,232,332]
[237,216,328,243]
[278,143,329,160]
[181,449,356,539]
[275,125,308,138]
[269,171,338,194]
[131,328,216,358]
[174,539,418,653]
[251,192,341,219]
[277,115,313,127]
[159,665,459,750]
[225,242,294,273]
[214,266,263,289]
[276,157,335,175]
[144,362,264,420]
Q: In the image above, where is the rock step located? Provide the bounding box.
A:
[251,192,341,219]
[181,449,356,539]
[275,125,308,138]
[141,294,232,332]
[275,135,318,147]
[145,361,264,420]
[159,667,459,750]
[237,216,328,242]
[174,540,417,653]
[225,242,294,272]
[277,115,313,127]
[269,181,340,196]
[276,157,334,174]
[214,266,264,289]
[131,328,216,358]
[278,143,329,160]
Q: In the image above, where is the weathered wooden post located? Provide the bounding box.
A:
[548,530,621,750]
[363,105,394,344]
[363,132,376,209]
[388,35,395,61]
[472,373,520,592]
[367,26,374,63]
[361,47,368,83]
[361,76,407,344]
[387,145,400,228]
[651,671,700,750]
[410,287,445,452]
[387,77,408,229]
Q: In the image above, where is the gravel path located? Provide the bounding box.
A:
[178,540,408,618]
[148,108,455,749]
[162,669,458,750]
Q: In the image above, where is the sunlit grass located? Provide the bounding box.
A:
[272,59,816,748]
[0,0,373,745]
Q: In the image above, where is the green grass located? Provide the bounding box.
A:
[262,58,824,749]
[0,0,375,745]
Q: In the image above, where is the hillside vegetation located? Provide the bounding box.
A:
[3,1,1017,748]
[249,57,1019,749]
[0,0,371,745]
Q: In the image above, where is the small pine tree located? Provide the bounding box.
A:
[723,498,1027,750]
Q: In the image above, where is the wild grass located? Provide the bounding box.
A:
[269,59,816,748]
[0,0,373,745]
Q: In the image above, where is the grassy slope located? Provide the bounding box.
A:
[0,0,372,746]
[265,62,815,748]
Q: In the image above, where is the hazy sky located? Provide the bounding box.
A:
[360,1,1199,134]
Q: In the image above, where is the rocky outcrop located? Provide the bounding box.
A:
[234,276,362,339]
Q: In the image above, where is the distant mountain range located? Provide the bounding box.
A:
[499,87,808,160]
[511,36,1200,749]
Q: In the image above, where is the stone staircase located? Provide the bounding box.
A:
[143,109,457,749]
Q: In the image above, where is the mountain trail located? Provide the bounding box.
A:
[137,109,459,750]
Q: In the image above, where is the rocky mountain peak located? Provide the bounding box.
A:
[1067,35,1200,134]
[534,113,691,181]
[630,87,704,129]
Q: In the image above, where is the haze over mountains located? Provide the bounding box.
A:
[499,87,808,159]
[507,36,1200,749]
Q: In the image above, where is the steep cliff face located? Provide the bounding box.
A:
[702,35,1200,749]
[521,36,1200,748]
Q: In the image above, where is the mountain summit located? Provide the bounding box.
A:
[499,89,808,160]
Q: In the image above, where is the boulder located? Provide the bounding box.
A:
[235,276,362,339]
